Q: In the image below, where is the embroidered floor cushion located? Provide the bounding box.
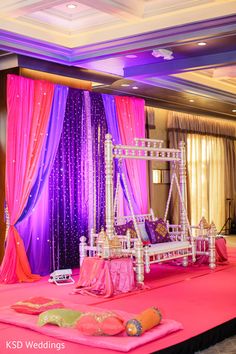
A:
[11,297,65,315]
[76,311,125,336]
[38,308,83,328]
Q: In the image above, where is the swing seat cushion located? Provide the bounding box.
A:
[148,241,191,253]
[145,219,171,244]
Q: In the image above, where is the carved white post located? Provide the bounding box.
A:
[144,246,150,273]
[209,222,216,269]
[105,134,114,240]
[134,239,144,284]
[179,141,188,266]
[126,229,131,252]
[79,236,87,266]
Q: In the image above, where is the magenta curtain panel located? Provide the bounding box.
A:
[115,96,148,214]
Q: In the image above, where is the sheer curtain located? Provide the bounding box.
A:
[187,134,225,230]
[168,111,236,231]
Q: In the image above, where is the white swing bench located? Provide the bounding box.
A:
[80,135,216,285]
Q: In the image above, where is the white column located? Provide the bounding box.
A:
[179,141,187,241]
[179,141,189,266]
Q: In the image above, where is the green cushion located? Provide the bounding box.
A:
[38,308,83,328]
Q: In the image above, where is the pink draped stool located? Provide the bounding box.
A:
[196,237,228,265]
[74,257,135,297]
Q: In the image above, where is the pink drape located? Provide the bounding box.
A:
[75,257,135,297]
[0,75,54,283]
[115,96,148,214]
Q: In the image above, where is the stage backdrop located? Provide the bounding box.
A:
[0,75,148,282]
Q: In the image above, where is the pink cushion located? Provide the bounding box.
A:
[76,312,125,336]
[11,297,64,315]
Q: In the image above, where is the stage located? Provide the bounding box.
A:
[0,245,235,354]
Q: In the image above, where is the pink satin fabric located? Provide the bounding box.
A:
[75,257,135,297]
[196,237,228,265]
[115,96,148,215]
[0,75,54,283]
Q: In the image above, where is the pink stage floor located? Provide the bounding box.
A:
[0,247,235,354]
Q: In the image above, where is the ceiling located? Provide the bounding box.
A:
[0,0,236,119]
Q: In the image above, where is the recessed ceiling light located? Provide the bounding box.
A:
[232,109,236,113]
[132,86,139,90]
[189,99,194,102]
[126,54,137,58]
[67,4,77,9]
[121,84,130,87]
[197,42,207,46]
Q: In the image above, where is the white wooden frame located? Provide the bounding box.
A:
[80,134,216,285]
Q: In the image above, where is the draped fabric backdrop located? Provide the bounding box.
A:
[49,90,107,270]
[1,75,148,281]
[168,111,236,231]
[0,75,55,283]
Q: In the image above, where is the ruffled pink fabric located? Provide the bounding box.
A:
[75,257,135,297]
[196,237,228,264]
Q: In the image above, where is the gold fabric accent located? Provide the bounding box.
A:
[80,311,119,323]
[155,224,168,238]
[20,68,92,91]
[127,228,137,239]
[14,300,60,309]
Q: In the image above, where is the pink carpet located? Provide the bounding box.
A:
[0,248,235,354]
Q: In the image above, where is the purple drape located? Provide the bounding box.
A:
[91,92,107,231]
[16,85,68,275]
[49,89,107,270]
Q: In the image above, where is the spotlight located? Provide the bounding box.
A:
[126,54,137,58]
[67,4,77,9]
[197,42,207,46]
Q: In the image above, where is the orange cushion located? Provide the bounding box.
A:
[11,297,64,315]
[76,312,125,336]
